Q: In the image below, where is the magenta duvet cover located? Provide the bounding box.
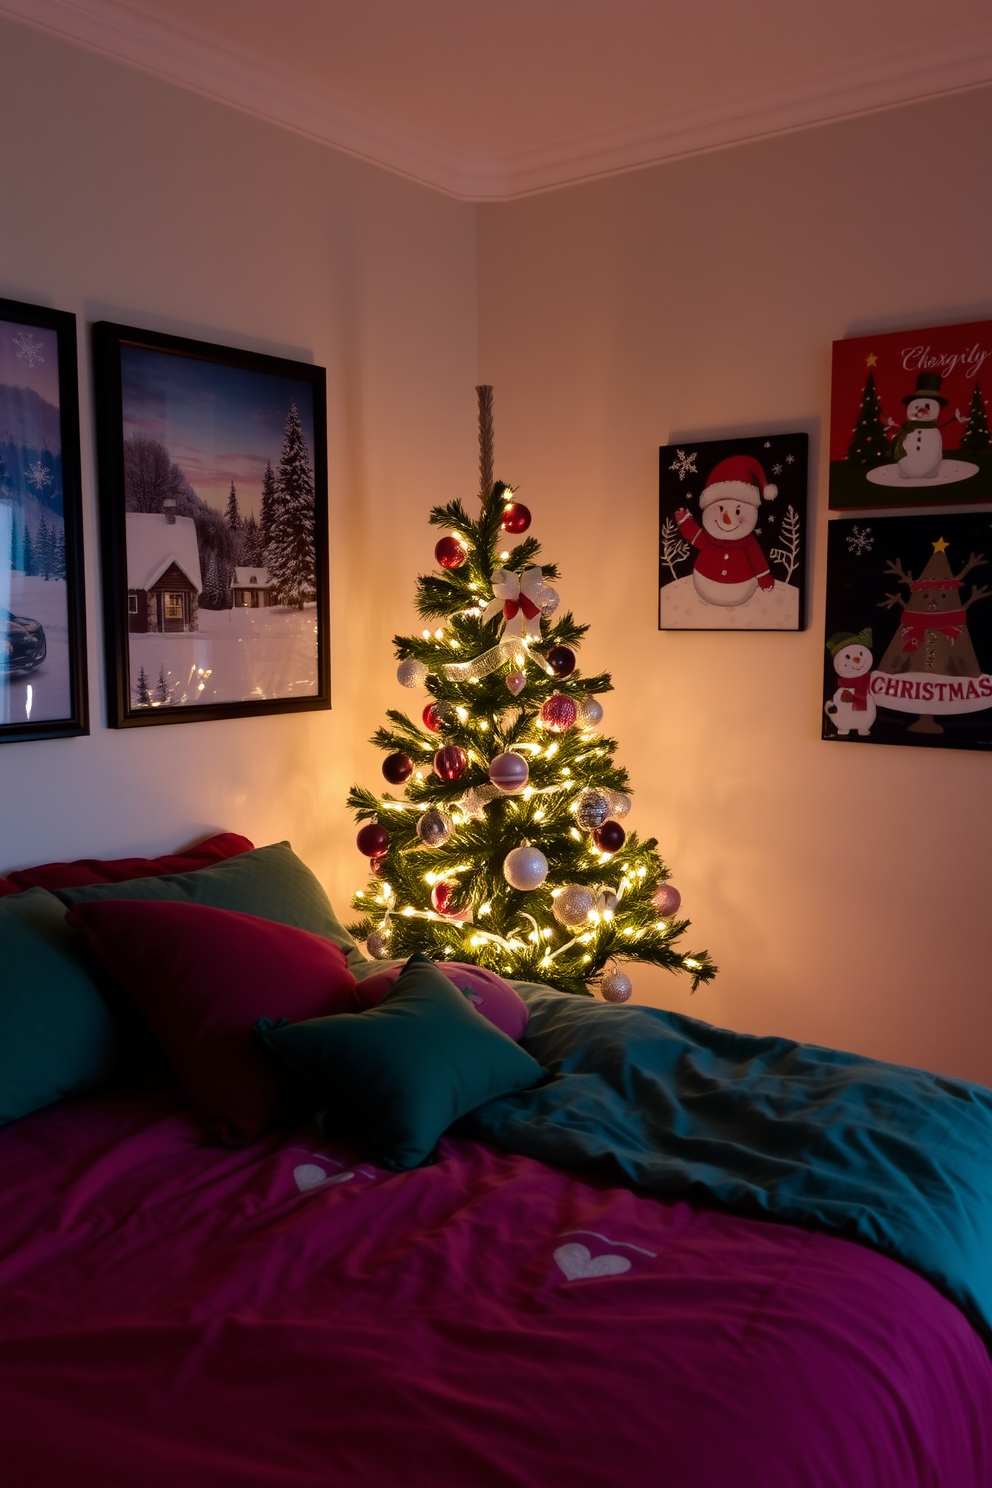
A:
[1,1082,989,1488]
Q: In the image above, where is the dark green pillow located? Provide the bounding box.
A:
[256,953,547,1170]
[55,841,367,972]
[0,888,121,1124]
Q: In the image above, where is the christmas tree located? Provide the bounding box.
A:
[960,384,991,452]
[846,371,891,466]
[346,388,716,1001]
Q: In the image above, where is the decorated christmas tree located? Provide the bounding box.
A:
[960,384,991,453]
[346,388,716,1000]
[846,370,891,466]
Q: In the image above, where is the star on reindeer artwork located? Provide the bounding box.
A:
[822,513,992,752]
[658,433,808,630]
[829,319,992,510]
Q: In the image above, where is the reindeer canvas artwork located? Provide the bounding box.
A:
[658,433,807,631]
[822,513,992,751]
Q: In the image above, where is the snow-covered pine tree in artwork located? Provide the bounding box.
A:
[346,387,715,1000]
[846,371,891,466]
[225,481,242,533]
[960,385,991,453]
[259,460,277,550]
[133,665,152,707]
[243,512,263,566]
[267,403,316,607]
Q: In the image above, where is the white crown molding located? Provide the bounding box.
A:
[2,0,991,200]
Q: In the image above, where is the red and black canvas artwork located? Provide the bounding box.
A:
[829,320,992,509]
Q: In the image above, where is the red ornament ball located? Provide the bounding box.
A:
[382,751,414,785]
[546,645,576,678]
[430,881,471,919]
[593,820,626,855]
[435,535,467,570]
[540,694,578,733]
[434,744,467,781]
[488,751,529,794]
[500,502,531,534]
[357,822,390,858]
[422,703,441,732]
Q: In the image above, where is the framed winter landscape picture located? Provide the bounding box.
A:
[659,433,807,630]
[94,322,329,728]
[0,296,88,743]
[822,512,992,752]
[829,319,992,509]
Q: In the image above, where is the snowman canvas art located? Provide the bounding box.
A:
[829,319,992,509]
[659,433,807,630]
[822,513,992,752]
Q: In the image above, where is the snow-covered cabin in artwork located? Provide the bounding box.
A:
[127,503,202,634]
[231,566,273,608]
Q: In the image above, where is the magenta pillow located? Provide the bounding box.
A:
[354,961,529,1042]
[1,831,253,895]
[66,900,356,1146]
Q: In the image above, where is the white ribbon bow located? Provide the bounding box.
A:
[481,566,558,640]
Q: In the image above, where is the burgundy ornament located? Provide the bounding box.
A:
[652,883,682,916]
[593,820,626,855]
[369,854,387,878]
[431,881,471,920]
[540,693,578,733]
[500,502,532,535]
[357,822,390,858]
[422,703,442,732]
[434,744,467,781]
[435,535,467,570]
[488,751,529,794]
[545,645,576,678]
[382,751,414,785]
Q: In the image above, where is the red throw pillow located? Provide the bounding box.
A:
[66,900,356,1146]
[354,961,529,1042]
[2,831,253,894]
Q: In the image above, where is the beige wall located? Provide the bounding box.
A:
[0,21,478,924]
[2,19,989,1082]
[478,88,992,1081]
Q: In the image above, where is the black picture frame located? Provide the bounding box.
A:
[94,322,330,728]
[0,296,88,744]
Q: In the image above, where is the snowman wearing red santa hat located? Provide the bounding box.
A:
[673,455,777,607]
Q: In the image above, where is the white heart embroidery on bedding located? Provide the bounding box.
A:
[293,1164,355,1192]
[553,1243,632,1281]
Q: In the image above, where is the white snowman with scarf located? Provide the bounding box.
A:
[674,455,777,607]
[824,629,875,736]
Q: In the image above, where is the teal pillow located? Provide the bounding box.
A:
[256,953,547,1170]
[55,841,367,972]
[0,888,121,1124]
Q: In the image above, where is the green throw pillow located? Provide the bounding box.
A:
[56,841,367,972]
[0,888,121,1124]
[256,953,547,1170]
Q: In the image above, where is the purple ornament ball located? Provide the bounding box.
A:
[652,884,682,916]
[357,822,390,858]
[488,751,529,794]
[382,751,414,785]
[593,820,626,855]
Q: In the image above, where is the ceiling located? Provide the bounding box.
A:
[4,0,991,198]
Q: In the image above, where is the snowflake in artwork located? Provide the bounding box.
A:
[763,440,771,448]
[846,524,874,556]
[668,449,697,481]
[13,331,45,368]
[785,453,795,464]
[26,460,54,491]
[772,463,783,475]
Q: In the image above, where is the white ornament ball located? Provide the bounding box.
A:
[397,658,428,689]
[366,930,391,960]
[489,751,530,794]
[503,844,549,892]
[416,807,453,848]
[576,696,604,729]
[601,789,631,819]
[601,969,633,1003]
[596,888,618,914]
[575,790,609,832]
[552,884,595,926]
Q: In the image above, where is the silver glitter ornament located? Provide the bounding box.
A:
[601,789,631,819]
[366,930,391,960]
[458,784,500,820]
[416,807,453,848]
[552,884,595,926]
[575,696,604,729]
[575,790,609,832]
[502,843,549,891]
[397,658,428,689]
[601,969,633,1003]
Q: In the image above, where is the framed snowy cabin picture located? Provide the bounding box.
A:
[659,433,808,631]
[94,323,330,727]
[0,296,88,744]
[829,319,992,509]
[822,513,992,752]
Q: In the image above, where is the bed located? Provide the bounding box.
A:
[1,834,990,1488]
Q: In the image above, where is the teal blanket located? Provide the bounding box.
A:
[465,989,992,1343]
